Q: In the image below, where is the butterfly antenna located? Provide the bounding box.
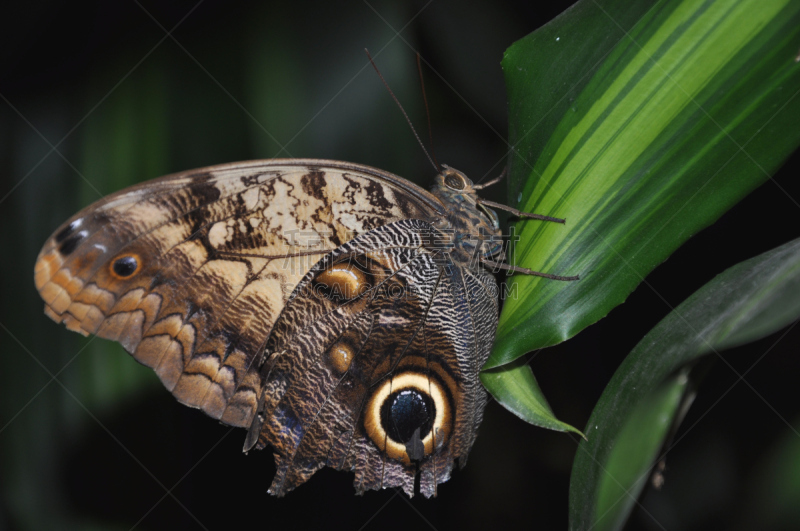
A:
[365,49,438,172]
[472,167,507,190]
[416,53,440,171]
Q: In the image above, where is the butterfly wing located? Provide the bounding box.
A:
[34,159,444,428]
[246,218,498,497]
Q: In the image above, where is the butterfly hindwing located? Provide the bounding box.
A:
[247,218,498,497]
[34,160,444,428]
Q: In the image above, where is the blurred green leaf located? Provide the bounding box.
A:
[76,59,171,413]
[480,356,583,436]
[488,0,800,368]
[591,371,690,531]
[569,236,800,531]
[742,416,800,529]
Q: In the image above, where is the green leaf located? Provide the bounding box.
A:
[480,356,584,436]
[569,236,800,531]
[488,0,800,368]
[742,416,800,528]
[589,371,691,531]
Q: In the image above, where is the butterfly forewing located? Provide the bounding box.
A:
[35,160,444,428]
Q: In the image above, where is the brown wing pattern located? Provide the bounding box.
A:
[246,219,498,497]
[34,160,444,428]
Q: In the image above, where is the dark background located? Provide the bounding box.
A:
[1,1,799,530]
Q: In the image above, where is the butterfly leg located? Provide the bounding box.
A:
[478,198,566,224]
[481,258,579,281]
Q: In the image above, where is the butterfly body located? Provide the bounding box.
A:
[35,159,503,497]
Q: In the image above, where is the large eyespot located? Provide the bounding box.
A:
[364,372,452,464]
[313,259,372,302]
[110,254,141,279]
[443,171,466,191]
[382,389,434,445]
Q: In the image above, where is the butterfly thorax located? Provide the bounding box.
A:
[428,166,502,268]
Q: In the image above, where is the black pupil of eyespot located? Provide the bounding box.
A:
[113,256,138,277]
[444,174,464,190]
[381,389,435,444]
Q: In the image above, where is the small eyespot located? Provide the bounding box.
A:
[58,230,88,256]
[328,341,354,374]
[55,218,83,243]
[111,254,141,278]
[443,172,466,191]
[313,260,372,302]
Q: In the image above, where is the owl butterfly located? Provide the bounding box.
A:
[35,159,572,497]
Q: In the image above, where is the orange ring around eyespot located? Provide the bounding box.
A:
[109,253,142,279]
[363,372,452,465]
